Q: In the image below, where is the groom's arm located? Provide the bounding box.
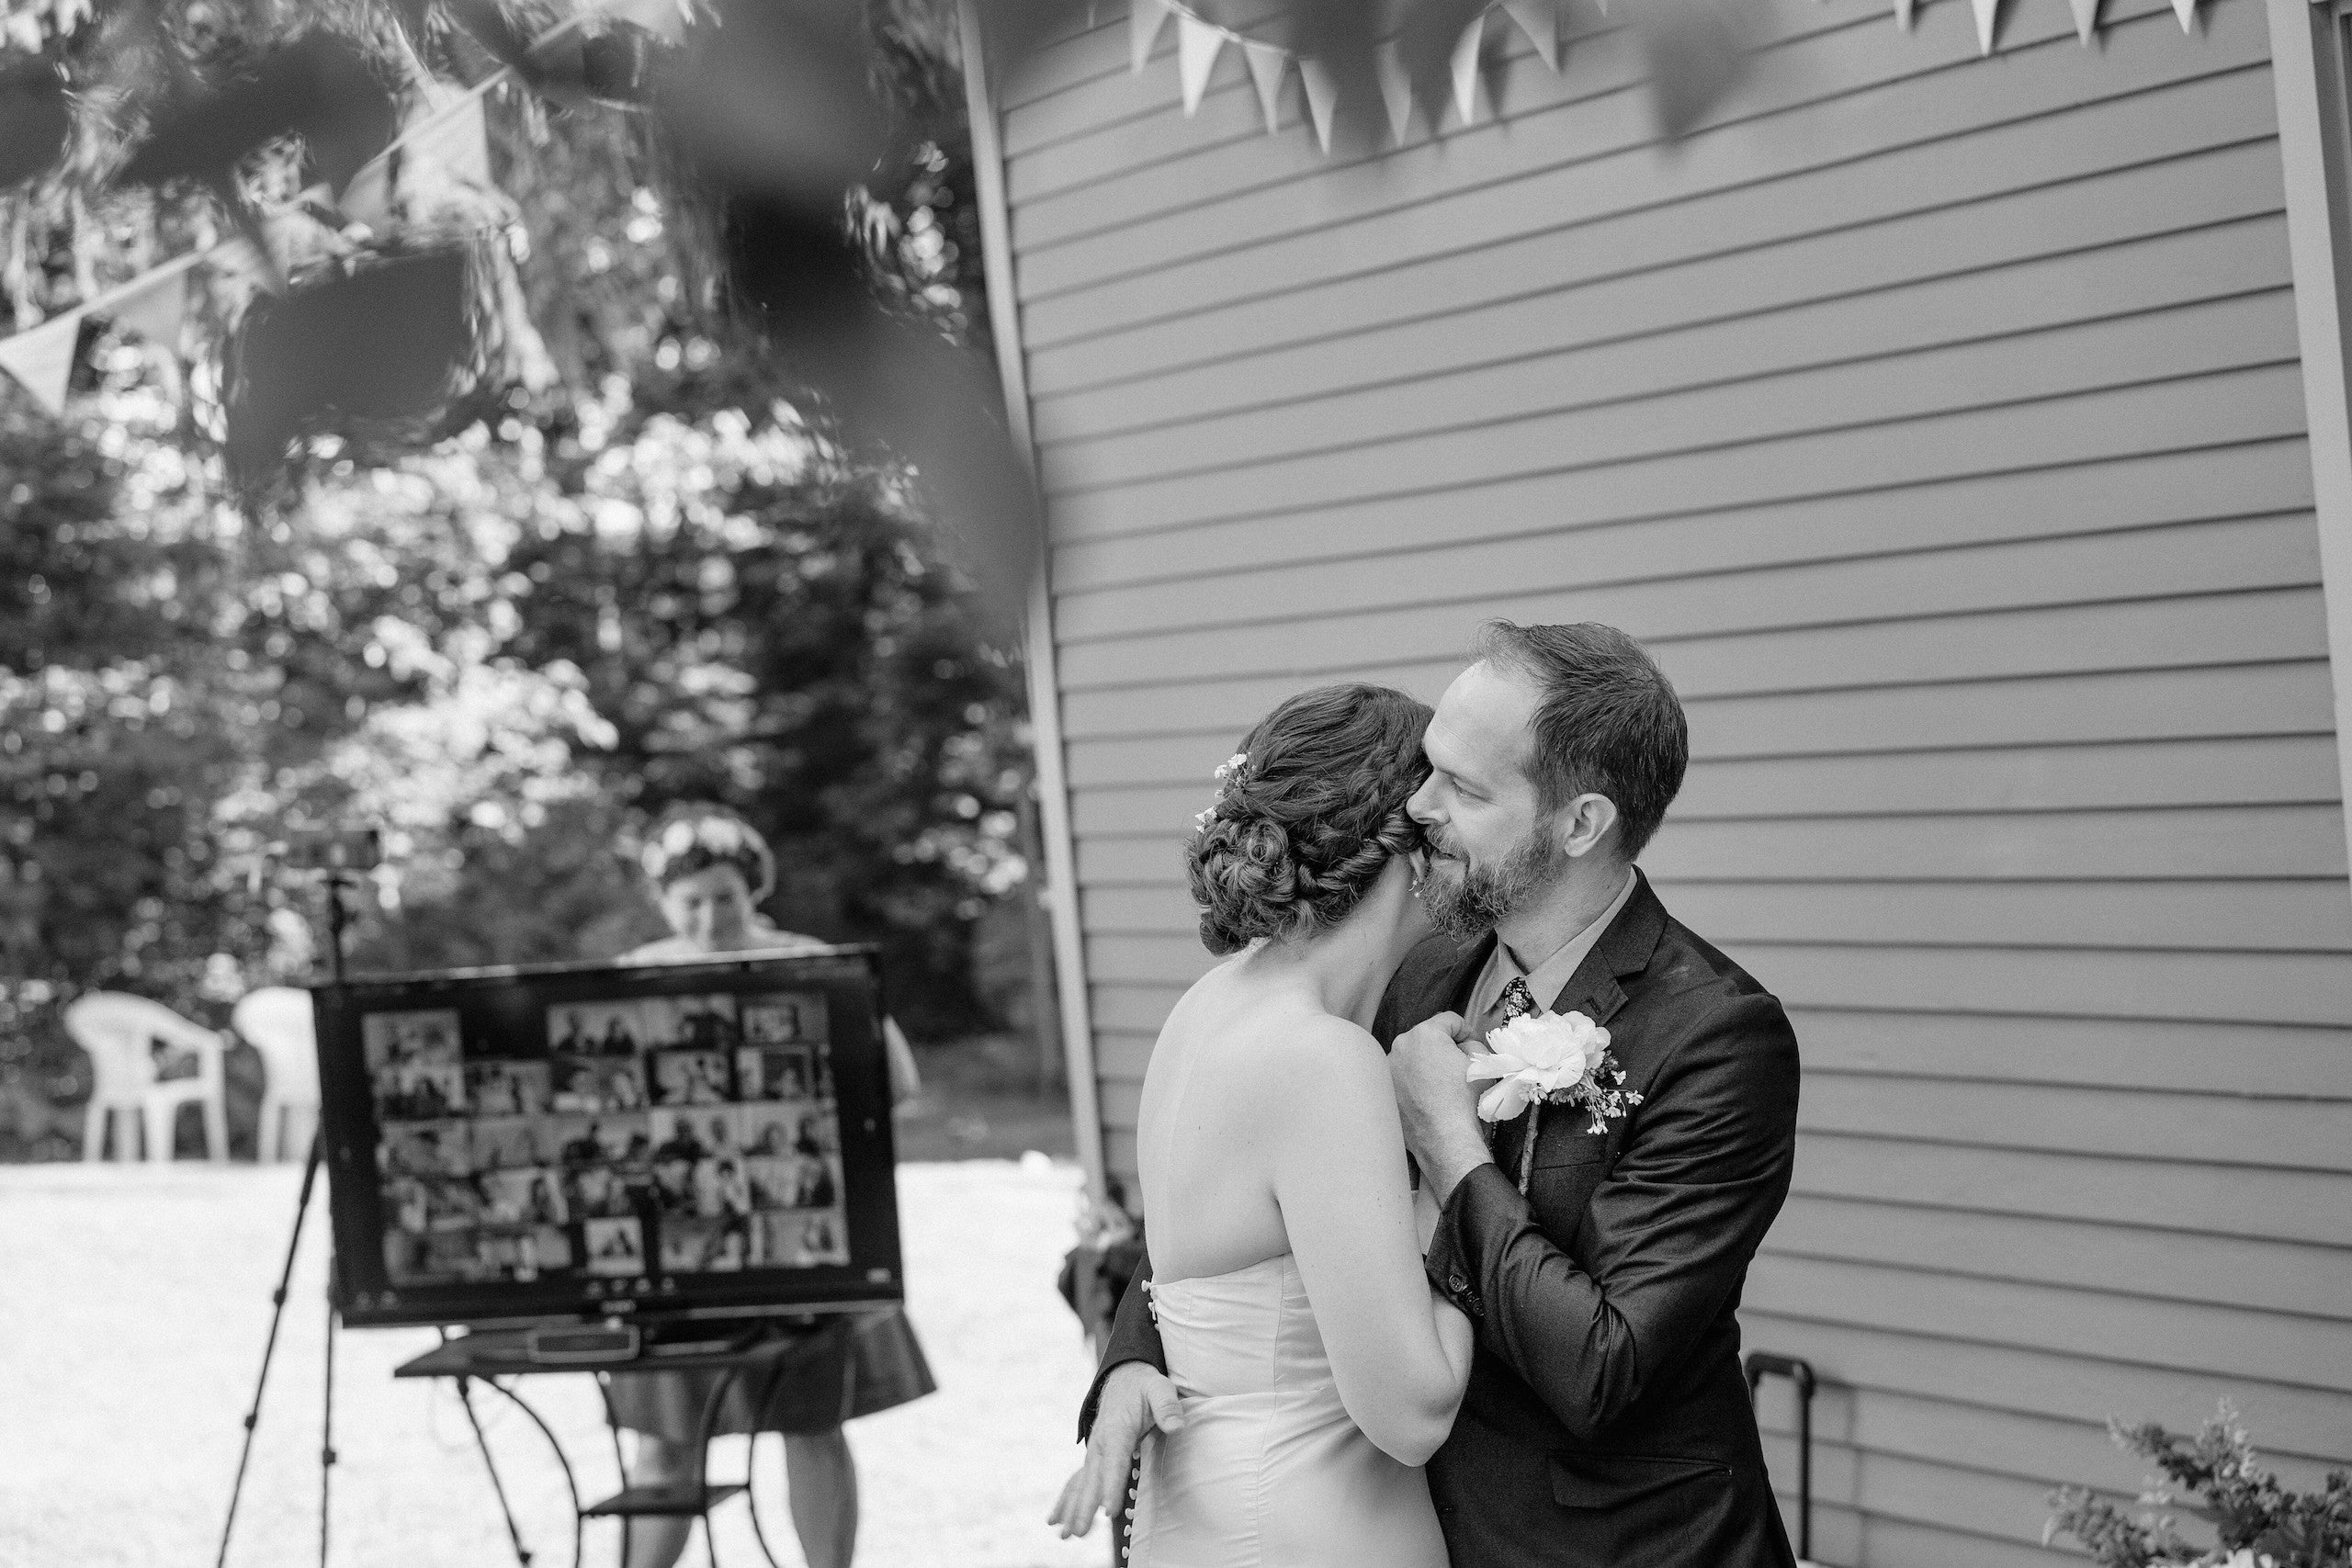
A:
[1075,1247,1168,1441]
[1420,992,1798,1442]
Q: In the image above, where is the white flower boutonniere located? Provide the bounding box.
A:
[1465,1010,1643,1192]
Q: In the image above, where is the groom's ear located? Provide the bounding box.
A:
[1555,793,1620,860]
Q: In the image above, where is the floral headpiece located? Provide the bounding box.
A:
[639,807,777,901]
[1193,752,1250,829]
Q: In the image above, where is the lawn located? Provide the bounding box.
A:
[0,1156,1110,1568]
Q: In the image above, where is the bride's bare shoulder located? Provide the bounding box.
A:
[1240,1010,1386,1089]
[1158,968,1385,1092]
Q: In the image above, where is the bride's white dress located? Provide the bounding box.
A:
[1125,1253,1450,1568]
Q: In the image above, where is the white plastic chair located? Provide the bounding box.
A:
[65,992,231,1162]
[232,987,320,1163]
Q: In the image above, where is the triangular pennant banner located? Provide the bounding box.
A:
[108,270,187,349]
[339,155,396,230]
[2172,0,2196,29]
[1451,16,1484,126]
[1894,0,1915,29]
[603,0,690,44]
[1130,0,1169,73]
[1970,0,1998,53]
[1241,40,1286,134]
[1500,0,1558,69]
[1177,15,1224,116]
[2068,0,2098,42]
[1375,39,1414,144]
[0,309,85,415]
[342,88,492,229]
[1297,56,1339,152]
[410,90,492,186]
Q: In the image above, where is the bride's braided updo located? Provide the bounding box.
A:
[1185,684,1433,955]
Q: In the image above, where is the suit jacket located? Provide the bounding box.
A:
[1080,872,1802,1568]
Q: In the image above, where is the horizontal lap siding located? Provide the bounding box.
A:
[995,0,2352,1562]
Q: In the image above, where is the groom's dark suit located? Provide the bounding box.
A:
[1080,872,1802,1568]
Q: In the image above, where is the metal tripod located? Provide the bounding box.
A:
[212,870,355,1568]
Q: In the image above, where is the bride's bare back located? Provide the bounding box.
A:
[1136,942,1470,1466]
[1137,958,1326,1280]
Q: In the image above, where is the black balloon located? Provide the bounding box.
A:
[116,34,396,196]
[0,60,69,193]
[224,250,471,475]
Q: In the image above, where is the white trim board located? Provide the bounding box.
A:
[2267,0,2352,887]
[959,0,1110,1201]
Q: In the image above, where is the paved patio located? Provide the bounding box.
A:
[0,1157,1109,1568]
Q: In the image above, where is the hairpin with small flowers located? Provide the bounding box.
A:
[1193,752,1250,829]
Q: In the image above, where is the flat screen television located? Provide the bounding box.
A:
[312,946,903,1330]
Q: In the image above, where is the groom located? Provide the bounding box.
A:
[1077,621,1802,1568]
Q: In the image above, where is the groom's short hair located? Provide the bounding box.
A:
[1476,620,1688,858]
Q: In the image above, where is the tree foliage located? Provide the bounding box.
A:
[0,0,1031,1159]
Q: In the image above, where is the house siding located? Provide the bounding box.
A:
[987,0,2352,1560]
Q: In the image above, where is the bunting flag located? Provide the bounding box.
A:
[1114,0,2212,156]
[1177,14,1224,115]
[1375,39,1414,144]
[1500,0,1558,70]
[1297,55,1339,152]
[1451,15,1485,126]
[410,89,492,186]
[605,0,691,45]
[107,268,187,349]
[1130,0,1169,73]
[342,87,492,229]
[0,308,84,414]
[1241,39,1287,133]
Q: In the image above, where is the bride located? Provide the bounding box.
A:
[1051,684,1476,1566]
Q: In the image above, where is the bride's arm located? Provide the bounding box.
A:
[1274,1018,1475,1467]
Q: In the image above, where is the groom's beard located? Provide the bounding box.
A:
[1419,822,1563,939]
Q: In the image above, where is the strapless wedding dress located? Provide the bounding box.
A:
[1126,1254,1449,1568]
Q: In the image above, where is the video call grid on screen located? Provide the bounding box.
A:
[313,949,903,1329]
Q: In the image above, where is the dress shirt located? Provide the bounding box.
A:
[1463,867,1639,1023]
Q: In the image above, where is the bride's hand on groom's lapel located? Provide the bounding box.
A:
[1391,1012,1493,1204]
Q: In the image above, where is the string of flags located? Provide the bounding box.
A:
[1130,0,2205,152]
[1915,0,2200,51]
[1133,0,1571,150]
[0,0,692,416]
[0,246,226,416]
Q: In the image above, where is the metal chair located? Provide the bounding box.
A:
[232,987,320,1163]
[65,991,232,1162]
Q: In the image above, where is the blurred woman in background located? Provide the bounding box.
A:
[607,803,931,1568]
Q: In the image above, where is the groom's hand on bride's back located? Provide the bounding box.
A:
[1046,1360,1185,1538]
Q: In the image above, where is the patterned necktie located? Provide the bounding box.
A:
[1475,977,1540,1155]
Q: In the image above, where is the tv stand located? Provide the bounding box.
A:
[394,1313,882,1566]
